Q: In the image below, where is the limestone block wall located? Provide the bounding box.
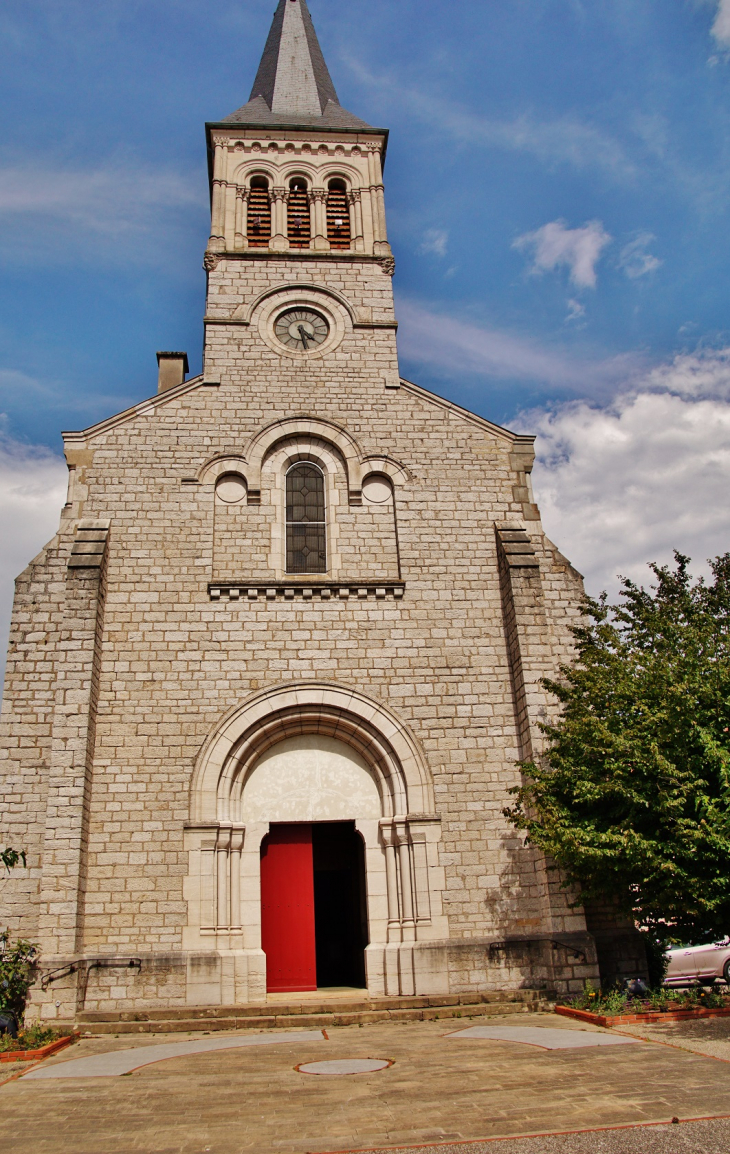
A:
[1,340,603,1013]
[0,531,71,938]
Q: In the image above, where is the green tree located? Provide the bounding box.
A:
[506,553,730,945]
[0,932,37,1018]
[0,847,37,1019]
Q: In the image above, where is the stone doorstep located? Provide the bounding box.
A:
[71,999,539,1036]
[75,989,551,1025]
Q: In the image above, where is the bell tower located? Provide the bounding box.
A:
[202,0,398,389]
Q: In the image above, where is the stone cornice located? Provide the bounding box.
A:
[209,581,405,603]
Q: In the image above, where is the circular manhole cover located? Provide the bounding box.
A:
[297,1058,393,1076]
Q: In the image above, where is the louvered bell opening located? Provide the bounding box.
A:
[287,182,311,248]
[247,182,271,248]
[327,185,351,250]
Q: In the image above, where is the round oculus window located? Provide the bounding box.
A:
[274,308,329,352]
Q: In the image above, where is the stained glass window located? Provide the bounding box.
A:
[286,465,326,574]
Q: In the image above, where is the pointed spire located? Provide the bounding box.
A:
[250,0,338,117]
[222,0,375,130]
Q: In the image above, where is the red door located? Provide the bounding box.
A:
[260,824,317,993]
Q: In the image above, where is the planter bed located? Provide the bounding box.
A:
[0,1036,75,1064]
[556,1005,730,1028]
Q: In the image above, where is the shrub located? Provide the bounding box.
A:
[569,979,728,1016]
[0,932,39,1020]
[0,1024,63,1054]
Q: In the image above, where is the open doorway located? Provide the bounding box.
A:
[260,821,367,993]
[313,822,368,988]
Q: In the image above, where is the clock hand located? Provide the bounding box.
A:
[297,325,311,349]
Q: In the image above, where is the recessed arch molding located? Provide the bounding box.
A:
[189,680,435,824]
[183,681,447,999]
[196,417,409,507]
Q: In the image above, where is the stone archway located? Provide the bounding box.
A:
[183,682,448,1004]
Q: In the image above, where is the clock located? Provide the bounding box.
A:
[274,308,329,352]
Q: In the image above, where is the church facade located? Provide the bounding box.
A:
[0,0,641,1023]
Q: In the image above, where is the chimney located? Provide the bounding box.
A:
[157,351,189,393]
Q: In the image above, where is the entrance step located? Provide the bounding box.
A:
[73,991,555,1036]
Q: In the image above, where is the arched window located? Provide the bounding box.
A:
[248,177,271,248]
[288,179,311,248]
[327,180,351,250]
[286,464,326,574]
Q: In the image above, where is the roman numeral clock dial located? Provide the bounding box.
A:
[274,308,329,352]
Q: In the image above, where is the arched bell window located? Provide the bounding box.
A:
[286,464,326,574]
[288,178,311,248]
[327,180,351,250]
[248,177,271,248]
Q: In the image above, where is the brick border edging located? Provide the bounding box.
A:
[556,1005,730,1028]
[0,1035,75,1064]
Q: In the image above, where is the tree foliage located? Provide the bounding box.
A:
[0,932,38,1017]
[0,849,37,1019]
[1,848,26,874]
[506,553,730,943]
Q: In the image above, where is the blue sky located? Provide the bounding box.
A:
[2,0,730,659]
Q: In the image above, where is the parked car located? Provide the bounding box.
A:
[665,939,730,986]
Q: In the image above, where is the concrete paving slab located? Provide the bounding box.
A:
[447,1026,641,1049]
[22,1028,325,1079]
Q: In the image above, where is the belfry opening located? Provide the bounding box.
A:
[260,822,367,993]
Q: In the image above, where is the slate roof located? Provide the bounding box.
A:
[221,0,377,132]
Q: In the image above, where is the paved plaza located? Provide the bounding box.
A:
[3,1013,730,1152]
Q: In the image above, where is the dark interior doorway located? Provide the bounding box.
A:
[312,822,368,988]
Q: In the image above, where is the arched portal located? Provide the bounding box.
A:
[249,736,374,991]
[183,683,448,1004]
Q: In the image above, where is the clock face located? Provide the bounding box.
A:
[274,308,329,352]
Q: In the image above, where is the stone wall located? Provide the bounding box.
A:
[0,235,612,1014]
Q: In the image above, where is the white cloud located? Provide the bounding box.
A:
[526,349,730,597]
[712,0,730,46]
[565,299,586,324]
[641,346,730,398]
[618,232,662,279]
[419,229,449,258]
[0,434,67,691]
[514,220,612,289]
[397,299,641,390]
[345,58,634,179]
[0,162,203,263]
